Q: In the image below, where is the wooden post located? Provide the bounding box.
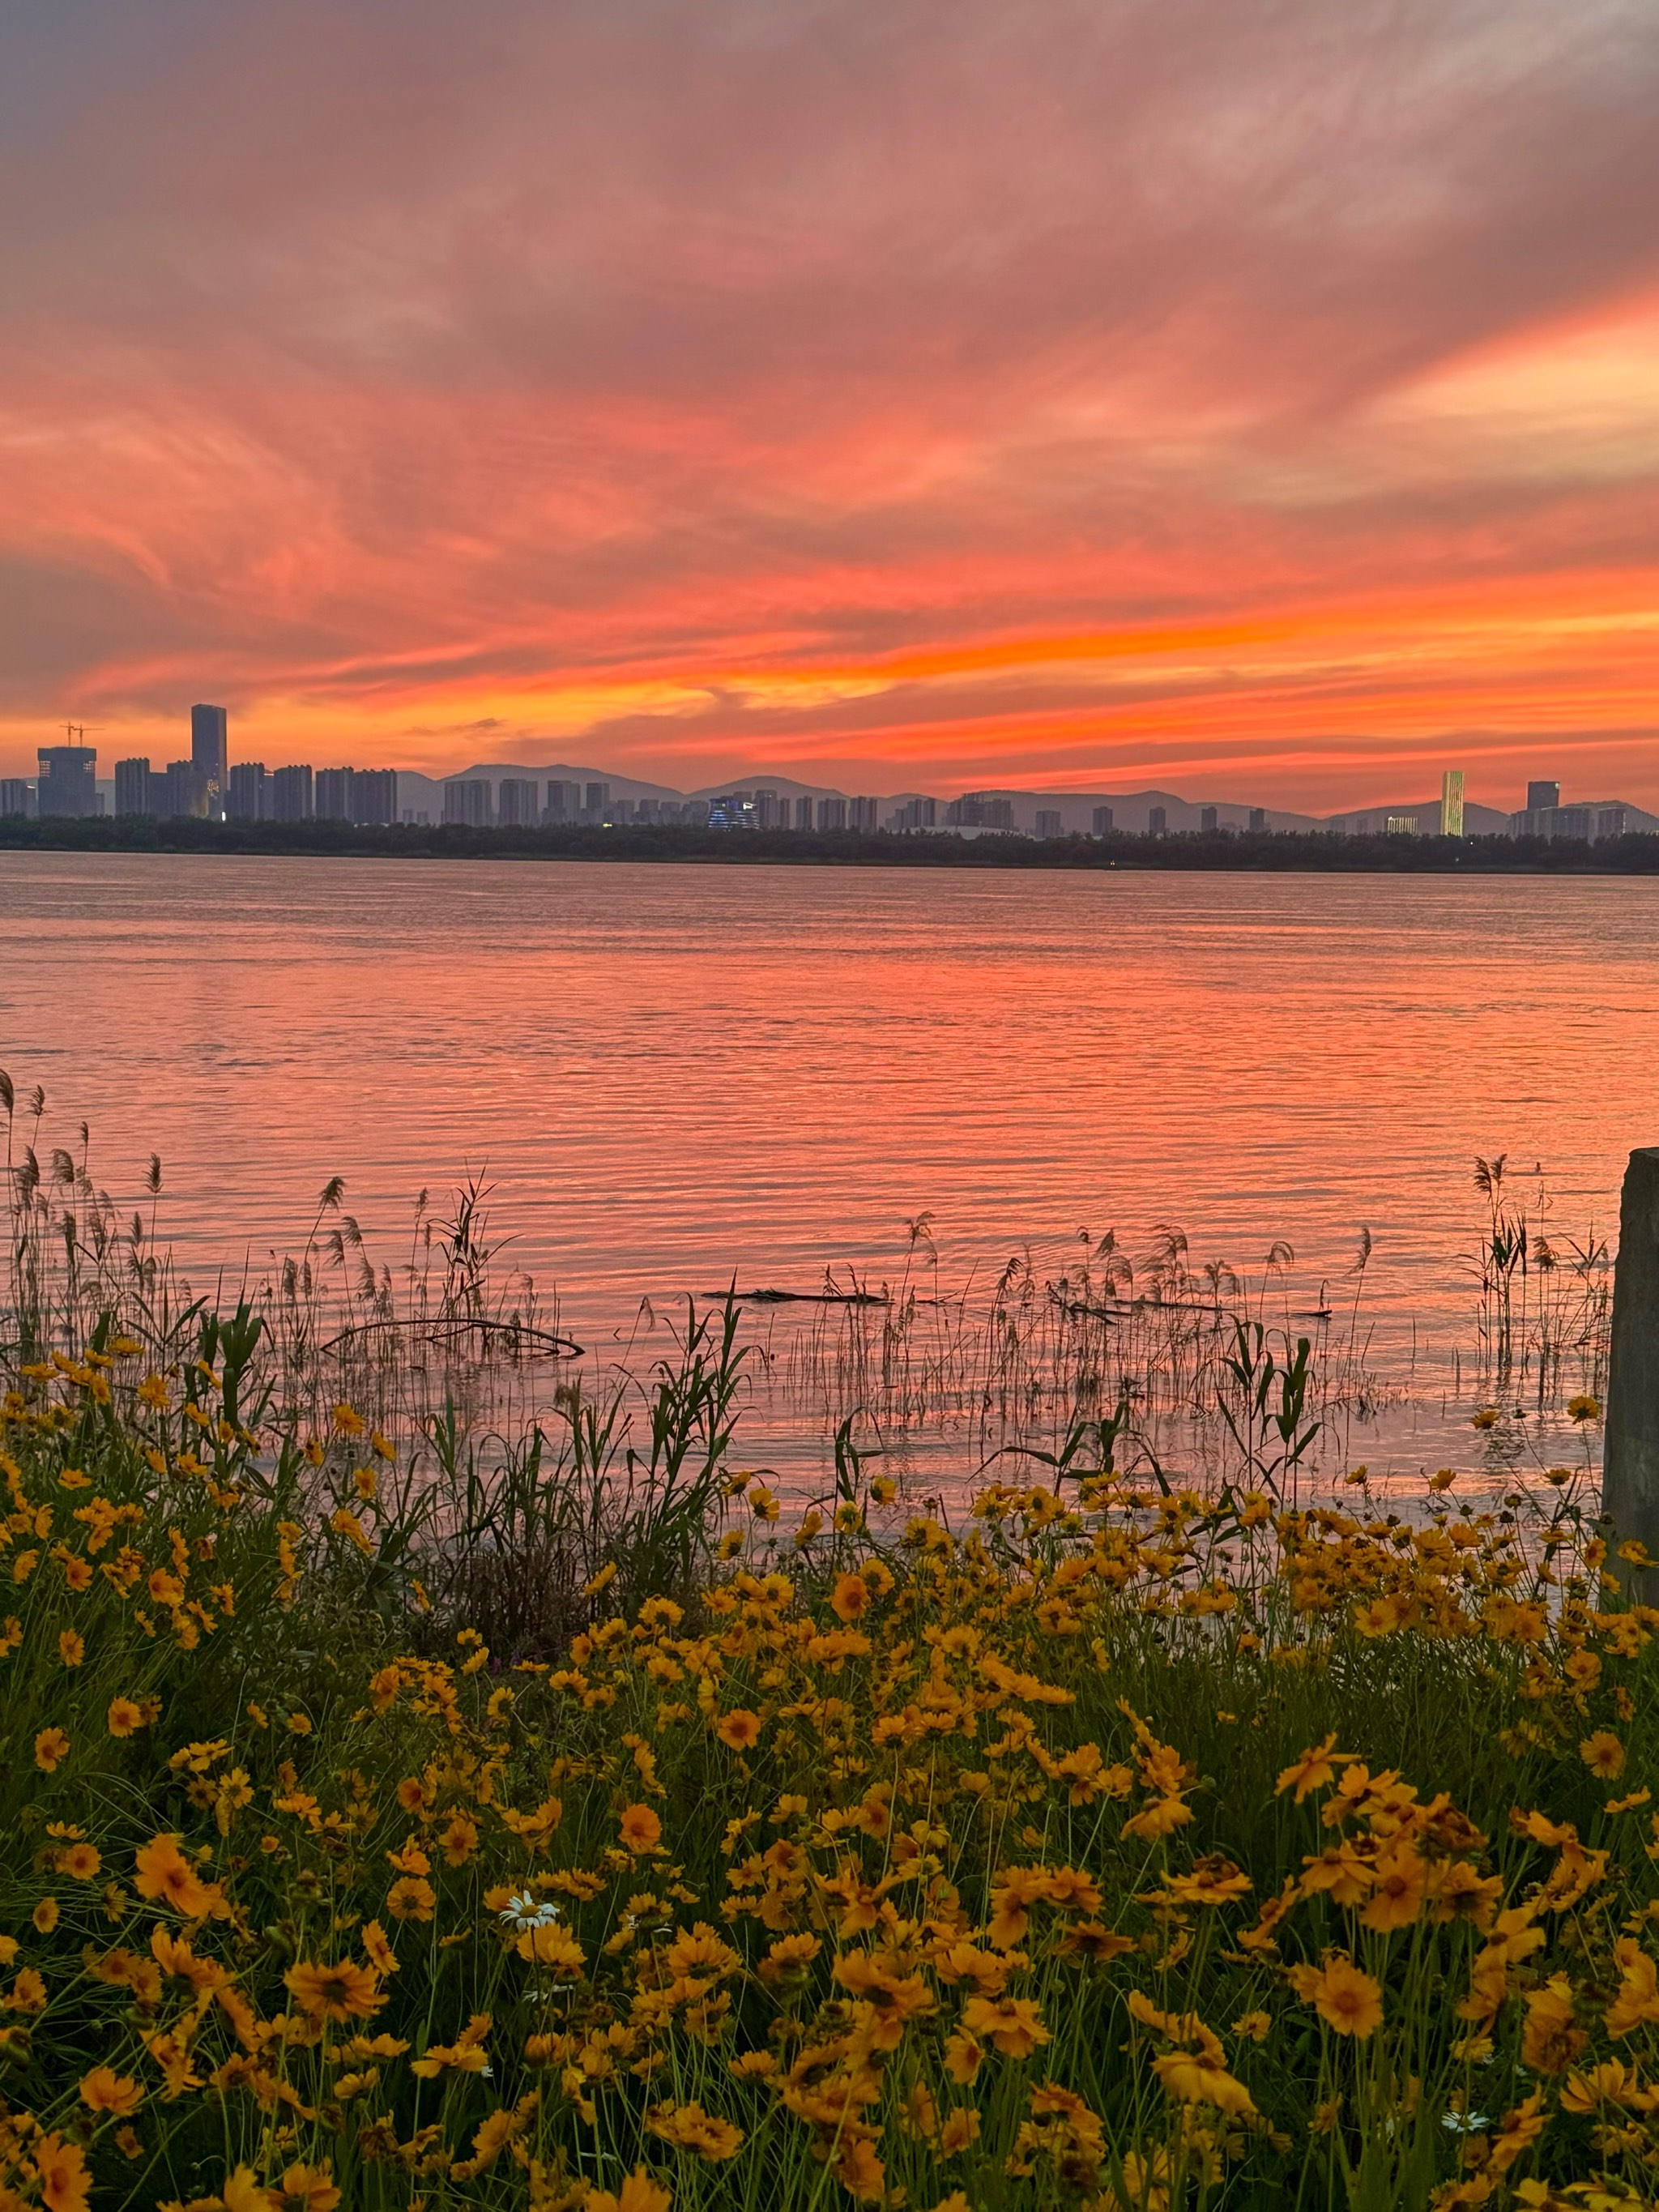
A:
[1604,1145,1659,1559]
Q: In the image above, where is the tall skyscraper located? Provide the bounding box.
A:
[1247,807,1267,833]
[36,744,98,818]
[1200,806,1218,832]
[1035,809,1062,839]
[1147,805,1167,836]
[1092,805,1114,835]
[583,781,611,821]
[1525,779,1560,812]
[544,780,581,823]
[794,795,813,831]
[190,705,228,816]
[1439,769,1465,839]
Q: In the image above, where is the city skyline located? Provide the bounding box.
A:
[11,711,1657,843]
[1,2,1656,810]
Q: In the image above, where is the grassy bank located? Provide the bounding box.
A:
[1,1313,1656,2212]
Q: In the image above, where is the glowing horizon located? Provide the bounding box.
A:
[2,0,1656,813]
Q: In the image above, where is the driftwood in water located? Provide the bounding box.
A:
[318,1315,584,1359]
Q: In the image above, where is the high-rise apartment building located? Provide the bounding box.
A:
[583,782,610,821]
[817,796,848,831]
[442,779,492,827]
[753,788,779,830]
[314,767,355,822]
[1200,806,1218,832]
[190,705,228,817]
[1248,808,1267,833]
[353,768,396,825]
[1525,779,1560,813]
[114,758,155,816]
[849,797,881,832]
[1035,809,1062,839]
[228,763,268,821]
[794,795,814,831]
[271,765,313,822]
[1147,806,1167,836]
[1510,798,1658,843]
[0,779,34,818]
[947,792,1016,831]
[544,780,582,823]
[1092,805,1114,836]
[36,745,99,818]
[497,779,540,827]
[162,760,211,818]
[889,796,937,832]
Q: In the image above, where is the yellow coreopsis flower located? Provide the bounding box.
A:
[79,2066,143,2115]
[619,1803,663,1855]
[586,2174,671,2212]
[132,1836,219,1919]
[1579,1730,1625,1780]
[714,1707,762,1750]
[1288,1954,1383,2038]
[34,1727,70,1772]
[28,2135,91,2212]
[284,1958,382,2022]
[958,1994,1050,2059]
[1149,2050,1257,2116]
[644,2100,744,2159]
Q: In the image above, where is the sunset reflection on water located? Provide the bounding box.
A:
[2,852,1653,1484]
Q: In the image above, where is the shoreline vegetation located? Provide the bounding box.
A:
[6,815,1659,874]
[2,1126,1657,2209]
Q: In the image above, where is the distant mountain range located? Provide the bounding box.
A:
[390,762,1514,836]
[79,754,1520,835]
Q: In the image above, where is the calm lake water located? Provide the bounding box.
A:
[2,852,1655,1480]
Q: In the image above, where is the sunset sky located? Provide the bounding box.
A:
[2,0,1656,809]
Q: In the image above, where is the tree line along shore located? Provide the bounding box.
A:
[6,815,1659,873]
